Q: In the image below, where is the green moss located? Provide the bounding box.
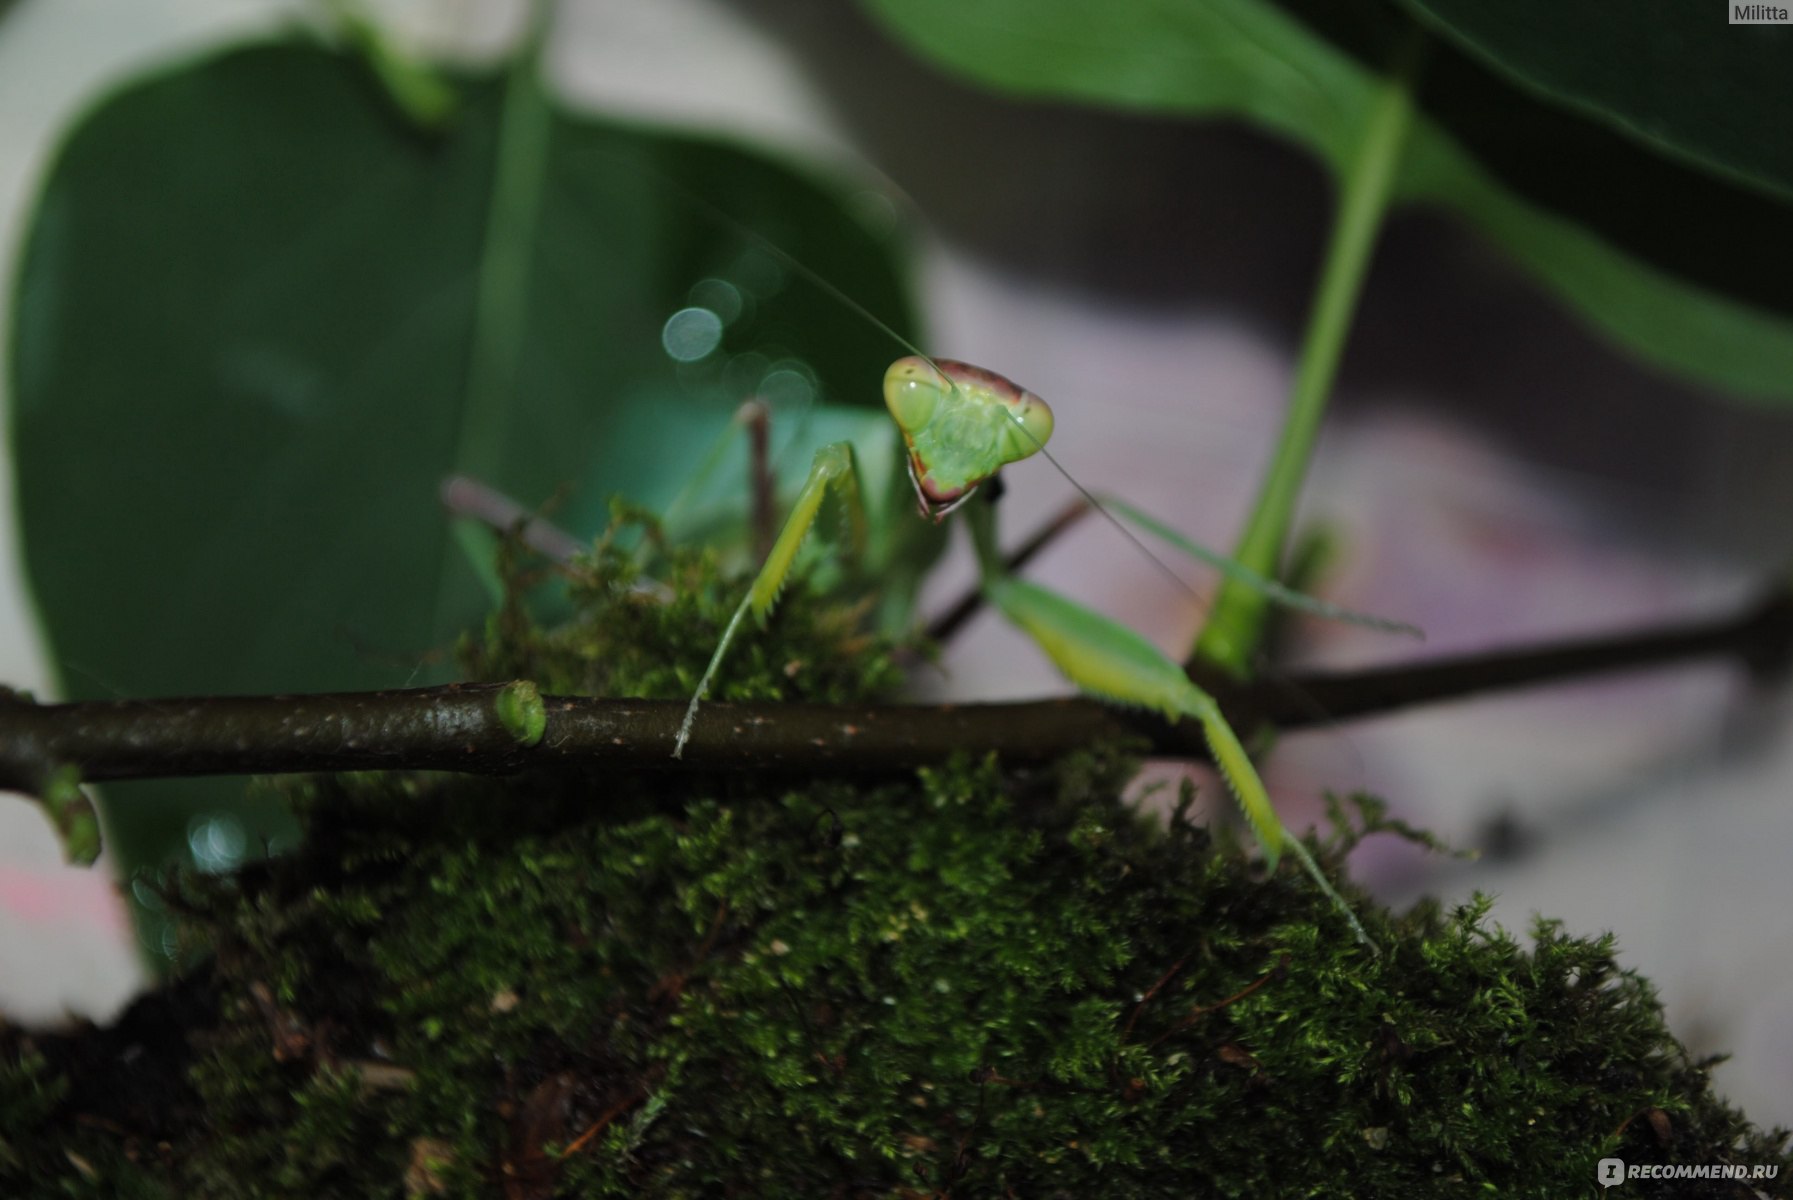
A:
[4,514,1787,1197]
[458,501,902,706]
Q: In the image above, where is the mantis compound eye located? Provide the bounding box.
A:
[997,385,1053,459]
[882,355,947,435]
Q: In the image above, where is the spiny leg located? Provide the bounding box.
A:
[966,503,1376,951]
[1175,679,1373,951]
[673,442,864,758]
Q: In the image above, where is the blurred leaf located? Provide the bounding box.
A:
[857,0,1793,404]
[10,41,923,883]
[1392,0,1793,202]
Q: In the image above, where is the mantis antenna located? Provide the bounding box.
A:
[653,179,1252,622]
[659,177,1421,644]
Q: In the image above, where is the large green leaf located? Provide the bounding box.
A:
[1393,0,1793,202]
[10,41,922,887]
[856,0,1793,405]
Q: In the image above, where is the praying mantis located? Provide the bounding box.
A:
[668,330,1415,950]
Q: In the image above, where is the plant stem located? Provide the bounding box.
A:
[456,2,555,478]
[1193,33,1422,677]
[5,585,1785,789]
[431,0,556,640]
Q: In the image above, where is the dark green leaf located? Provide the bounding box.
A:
[1393,0,1793,202]
[856,0,1793,404]
[11,41,923,879]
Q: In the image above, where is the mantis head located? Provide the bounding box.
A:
[882,356,1055,522]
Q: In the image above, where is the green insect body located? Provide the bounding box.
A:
[673,353,1377,950]
[884,356,1054,516]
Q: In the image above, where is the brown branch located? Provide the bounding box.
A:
[0,685,1200,786]
[440,476,585,564]
[1222,583,1793,730]
[0,585,1786,791]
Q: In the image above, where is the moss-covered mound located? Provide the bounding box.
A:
[3,517,1787,1197]
[6,758,1788,1197]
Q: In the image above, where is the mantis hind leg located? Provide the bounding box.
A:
[982,571,1377,952]
[673,442,864,758]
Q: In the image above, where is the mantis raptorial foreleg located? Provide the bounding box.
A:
[673,441,864,758]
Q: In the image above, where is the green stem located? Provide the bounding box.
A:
[1192,32,1422,678]
[455,0,554,482]
[431,0,555,642]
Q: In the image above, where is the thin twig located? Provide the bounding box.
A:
[1,585,1786,790]
[1221,584,1793,732]
[563,1088,646,1157]
[1146,956,1288,1051]
[440,475,584,564]
[742,399,776,562]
